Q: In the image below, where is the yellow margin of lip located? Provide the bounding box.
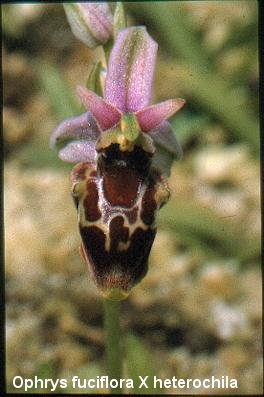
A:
[100,287,130,301]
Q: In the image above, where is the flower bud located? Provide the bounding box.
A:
[63,3,113,48]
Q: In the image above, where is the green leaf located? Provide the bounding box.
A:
[159,199,260,263]
[170,112,210,144]
[35,61,80,120]
[179,66,259,152]
[15,137,72,170]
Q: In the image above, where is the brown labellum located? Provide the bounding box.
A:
[71,143,170,300]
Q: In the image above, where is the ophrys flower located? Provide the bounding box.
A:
[51,26,185,300]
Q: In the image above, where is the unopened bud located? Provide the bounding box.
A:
[63,3,113,48]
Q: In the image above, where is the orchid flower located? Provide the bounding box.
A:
[50,26,185,300]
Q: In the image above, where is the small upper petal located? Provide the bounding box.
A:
[136,99,186,132]
[77,86,122,131]
[104,26,157,113]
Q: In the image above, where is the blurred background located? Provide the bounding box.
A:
[3,2,262,394]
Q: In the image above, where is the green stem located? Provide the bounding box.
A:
[103,299,122,394]
[103,39,114,64]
